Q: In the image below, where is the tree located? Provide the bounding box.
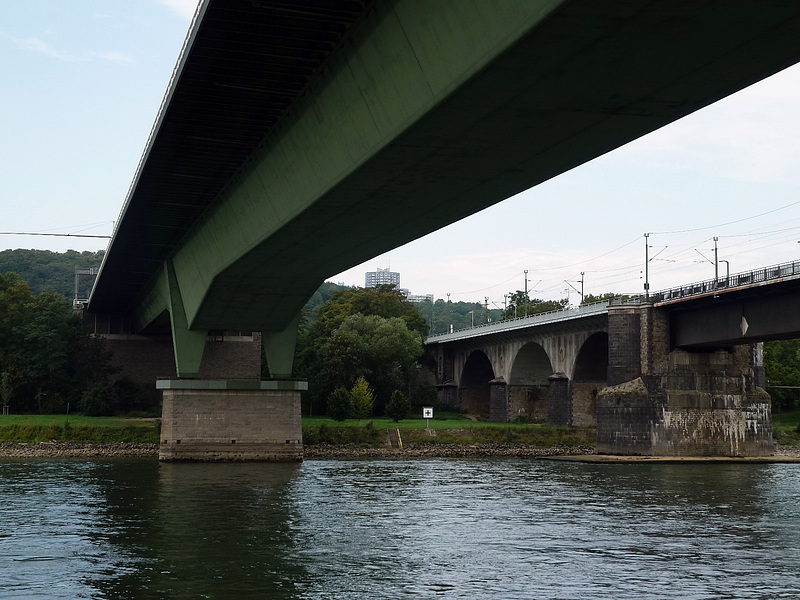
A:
[502,291,568,320]
[295,285,427,414]
[0,249,104,300]
[0,272,114,413]
[351,376,375,420]
[386,390,410,422]
[764,339,800,411]
[327,387,353,421]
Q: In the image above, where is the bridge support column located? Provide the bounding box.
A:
[489,378,509,422]
[547,373,572,426]
[262,315,300,378]
[165,260,207,378]
[600,301,771,456]
[157,379,305,461]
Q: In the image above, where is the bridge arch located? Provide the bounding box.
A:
[571,332,609,427]
[508,342,554,422]
[460,350,495,419]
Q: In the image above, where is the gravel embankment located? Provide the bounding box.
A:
[302,443,596,459]
[3,441,798,460]
[0,442,158,458]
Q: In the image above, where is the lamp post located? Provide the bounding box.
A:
[720,259,730,286]
[523,270,529,317]
[644,233,650,298]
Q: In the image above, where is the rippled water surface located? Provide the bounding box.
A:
[1,458,799,599]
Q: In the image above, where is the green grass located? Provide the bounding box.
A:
[773,409,800,431]
[303,410,531,430]
[301,413,596,447]
[0,414,157,428]
[773,409,800,444]
[0,415,160,443]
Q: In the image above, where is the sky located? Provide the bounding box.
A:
[3,1,800,310]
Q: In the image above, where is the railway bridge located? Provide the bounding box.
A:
[426,261,800,456]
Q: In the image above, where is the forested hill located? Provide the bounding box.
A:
[0,249,104,300]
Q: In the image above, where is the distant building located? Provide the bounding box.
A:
[406,293,434,304]
[365,267,399,288]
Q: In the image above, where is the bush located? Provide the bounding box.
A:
[386,390,410,422]
[111,377,161,415]
[351,376,375,420]
[80,383,111,416]
[327,388,352,422]
[410,382,438,409]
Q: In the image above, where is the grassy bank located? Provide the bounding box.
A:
[302,412,595,448]
[0,412,592,448]
[0,415,160,443]
[4,408,794,448]
[773,409,800,445]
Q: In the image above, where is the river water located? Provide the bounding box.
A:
[1,458,799,599]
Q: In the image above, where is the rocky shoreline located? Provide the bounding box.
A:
[302,443,596,459]
[1,441,798,460]
[0,442,158,458]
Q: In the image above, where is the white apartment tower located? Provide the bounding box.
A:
[365,267,400,288]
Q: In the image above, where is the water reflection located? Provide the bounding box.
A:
[87,461,306,600]
[1,458,799,599]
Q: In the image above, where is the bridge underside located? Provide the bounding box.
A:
[92,0,800,346]
[87,1,800,459]
[666,278,800,348]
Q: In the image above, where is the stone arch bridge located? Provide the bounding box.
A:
[427,303,609,427]
[426,261,800,456]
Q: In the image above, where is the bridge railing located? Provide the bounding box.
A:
[609,259,800,305]
[426,300,610,343]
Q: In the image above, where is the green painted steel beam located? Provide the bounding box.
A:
[133,0,800,338]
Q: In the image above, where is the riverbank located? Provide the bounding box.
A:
[302,443,596,459]
[0,442,158,458]
[3,441,799,460]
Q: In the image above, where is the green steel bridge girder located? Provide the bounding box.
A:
[136,260,301,378]
[129,0,800,376]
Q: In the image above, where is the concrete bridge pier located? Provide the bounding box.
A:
[598,302,772,456]
[158,379,304,462]
[159,255,307,461]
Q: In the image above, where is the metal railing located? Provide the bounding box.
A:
[611,259,800,305]
[426,300,610,343]
[426,258,800,343]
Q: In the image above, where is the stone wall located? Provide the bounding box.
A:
[508,385,548,422]
[436,384,459,409]
[571,381,602,427]
[103,333,262,387]
[597,348,772,456]
[489,379,509,422]
[607,306,641,385]
[160,387,302,461]
[597,377,661,454]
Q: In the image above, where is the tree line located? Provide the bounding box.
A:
[1,248,798,416]
[0,272,116,414]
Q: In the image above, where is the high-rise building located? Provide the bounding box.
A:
[406,293,434,304]
[365,267,400,288]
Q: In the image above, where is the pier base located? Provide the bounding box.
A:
[157,380,306,462]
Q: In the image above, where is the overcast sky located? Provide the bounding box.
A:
[3,1,800,309]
